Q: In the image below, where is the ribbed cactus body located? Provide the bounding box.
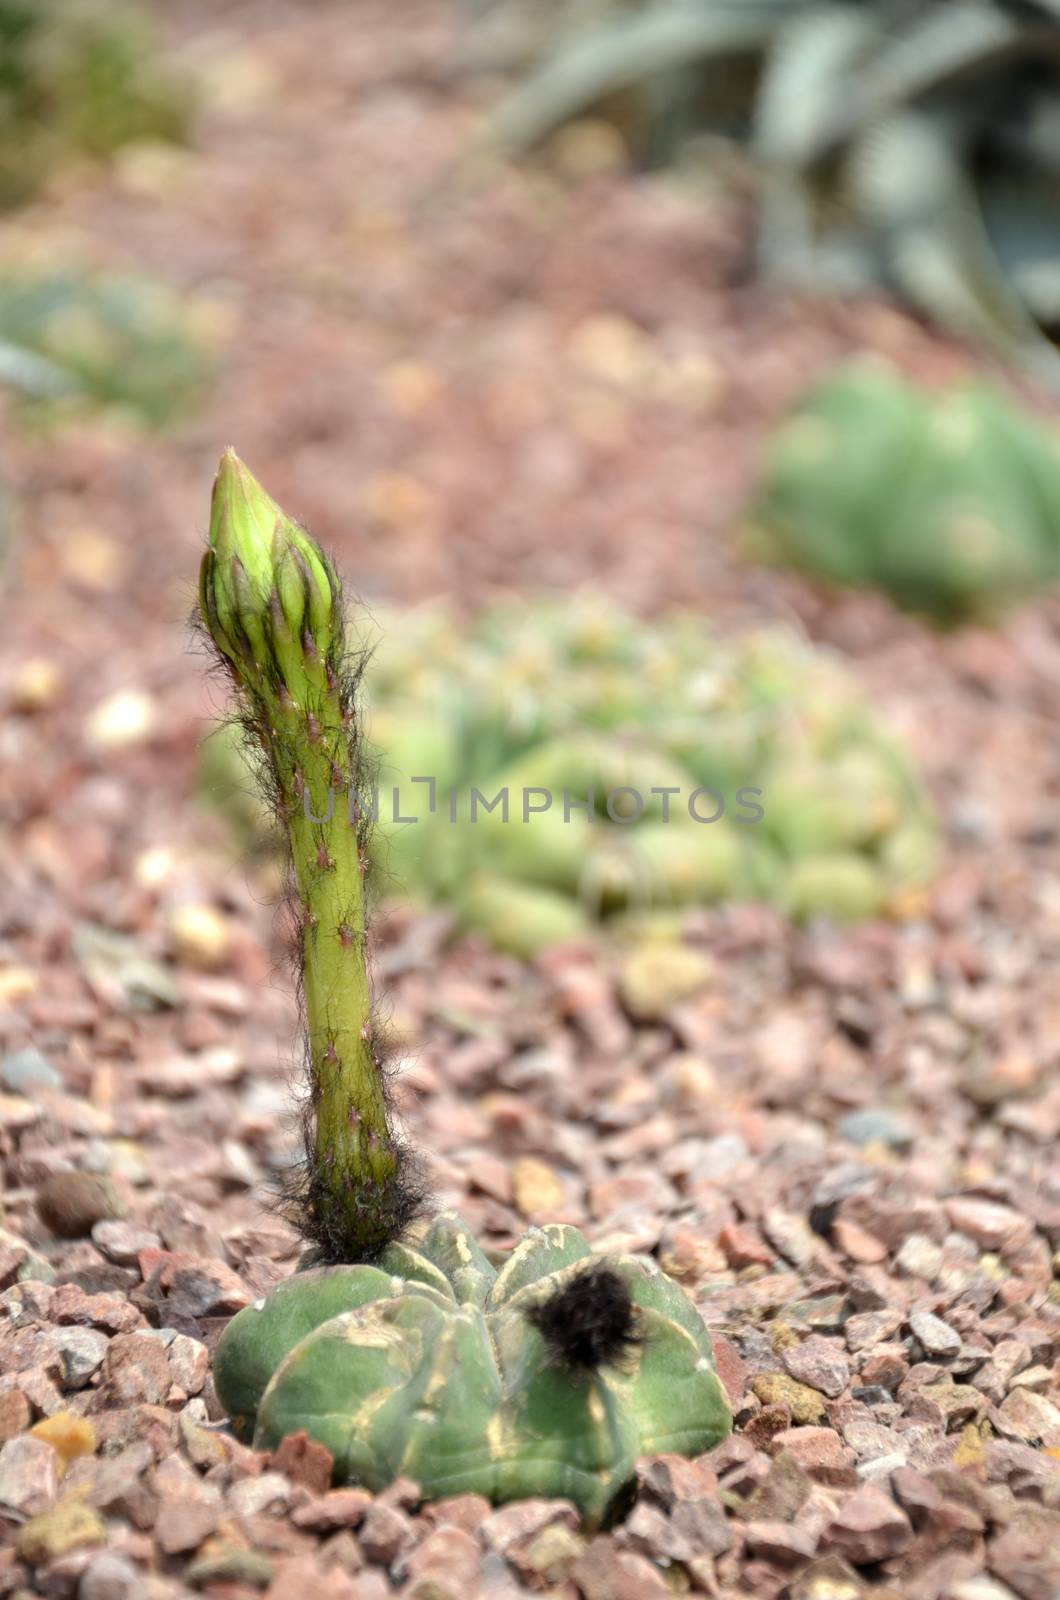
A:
[755,362,1060,623]
[215,1215,731,1525]
[782,853,885,923]
[458,872,590,957]
[631,819,753,906]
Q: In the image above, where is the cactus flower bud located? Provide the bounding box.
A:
[210,447,280,590]
[201,449,339,697]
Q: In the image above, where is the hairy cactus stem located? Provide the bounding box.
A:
[199,450,412,1260]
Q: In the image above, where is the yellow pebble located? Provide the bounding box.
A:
[0,966,38,1006]
[952,1422,986,1471]
[30,1412,96,1474]
[169,903,231,970]
[17,1497,105,1565]
[84,688,158,751]
[11,659,63,713]
[62,531,127,592]
[512,1157,565,1218]
[547,118,629,182]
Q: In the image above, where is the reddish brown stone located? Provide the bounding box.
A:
[719,1223,775,1270]
[712,1333,750,1408]
[269,1431,334,1496]
[290,1489,372,1532]
[821,1486,913,1564]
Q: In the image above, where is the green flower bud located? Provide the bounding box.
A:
[209,446,284,596]
[200,449,339,702]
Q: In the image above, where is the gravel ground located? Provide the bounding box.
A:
[2,3,1060,1596]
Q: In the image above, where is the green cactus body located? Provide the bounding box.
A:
[661,712,765,794]
[368,707,463,807]
[470,803,592,895]
[368,705,463,902]
[879,820,939,893]
[756,361,1060,623]
[485,734,620,811]
[458,872,590,957]
[630,820,751,907]
[215,1215,731,1526]
[763,755,902,857]
[782,853,885,923]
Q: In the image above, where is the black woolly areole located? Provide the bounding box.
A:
[526,1262,641,1370]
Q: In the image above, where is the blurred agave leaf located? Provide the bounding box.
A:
[852,0,1022,122]
[456,0,634,76]
[490,2,788,154]
[0,0,190,210]
[0,340,75,398]
[983,176,1060,326]
[754,5,874,166]
[753,5,875,281]
[481,0,1060,382]
[0,267,213,428]
[850,110,1060,386]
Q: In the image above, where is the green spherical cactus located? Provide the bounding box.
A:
[458,871,590,957]
[753,360,1060,624]
[215,1214,730,1526]
[782,853,886,923]
[198,455,731,1523]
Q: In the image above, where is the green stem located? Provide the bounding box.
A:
[199,450,415,1260]
[285,707,397,1218]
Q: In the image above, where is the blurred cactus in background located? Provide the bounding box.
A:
[0,268,214,428]
[751,359,1060,623]
[203,596,938,954]
[0,0,190,209]
[474,0,1060,385]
